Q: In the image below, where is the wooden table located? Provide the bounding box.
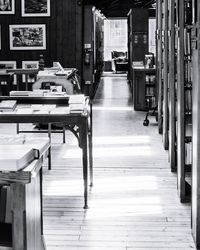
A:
[0,96,93,209]
[0,140,50,250]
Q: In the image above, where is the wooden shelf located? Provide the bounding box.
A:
[132,67,157,111]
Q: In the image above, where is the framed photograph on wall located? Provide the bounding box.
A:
[0,61,17,84]
[0,0,15,14]
[21,0,50,17]
[9,24,46,50]
[22,61,39,82]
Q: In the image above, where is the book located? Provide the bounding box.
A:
[25,137,50,158]
[50,107,70,114]
[0,137,50,171]
[0,145,35,171]
[0,100,17,111]
[69,94,85,104]
[69,103,85,111]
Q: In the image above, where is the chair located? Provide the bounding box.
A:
[111,51,128,73]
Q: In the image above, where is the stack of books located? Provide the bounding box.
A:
[69,95,85,113]
[10,90,49,97]
[0,100,17,112]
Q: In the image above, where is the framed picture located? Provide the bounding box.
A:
[22,61,38,82]
[9,24,46,50]
[21,0,50,17]
[0,61,17,84]
[0,0,15,14]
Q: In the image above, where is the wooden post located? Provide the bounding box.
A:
[163,0,169,150]
[11,172,44,250]
[192,0,200,247]
[177,0,186,202]
[157,0,163,134]
[168,0,176,172]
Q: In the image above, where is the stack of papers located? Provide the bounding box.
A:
[0,100,17,112]
[10,90,49,97]
[69,95,85,113]
[50,107,70,114]
[45,92,67,97]
[10,91,30,96]
[29,89,47,96]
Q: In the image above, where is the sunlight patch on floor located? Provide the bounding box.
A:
[44,179,83,196]
[60,146,153,159]
[93,106,133,111]
[44,175,158,196]
[86,204,163,219]
[70,135,151,146]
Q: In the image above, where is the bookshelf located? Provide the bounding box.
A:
[132,67,156,111]
[163,0,169,150]
[176,0,193,202]
[144,73,156,109]
[168,0,177,172]
[157,0,163,134]
[191,0,200,247]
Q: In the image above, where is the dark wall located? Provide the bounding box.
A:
[0,0,83,71]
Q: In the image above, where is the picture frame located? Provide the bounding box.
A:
[0,0,15,14]
[0,61,17,84]
[9,24,46,50]
[21,0,50,17]
[22,61,39,82]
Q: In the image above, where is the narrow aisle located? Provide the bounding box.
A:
[44,75,195,250]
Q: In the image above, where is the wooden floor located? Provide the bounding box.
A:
[0,75,195,249]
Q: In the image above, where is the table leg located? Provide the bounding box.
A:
[63,126,66,144]
[80,120,88,209]
[16,123,19,134]
[40,168,43,235]
[48,124,52,170]
[25,75,28,91]
[89,102,93,187]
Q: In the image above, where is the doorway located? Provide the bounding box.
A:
[103,19,128,74]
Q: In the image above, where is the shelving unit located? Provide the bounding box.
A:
[157,0,163,134]
[191,0,200,247]
[162,0,169,150]
[176,0,193,202]
[132,67,156,111]
[168,0,176,172]
[144,73,157,109]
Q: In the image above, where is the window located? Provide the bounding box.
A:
[104,19,128,61]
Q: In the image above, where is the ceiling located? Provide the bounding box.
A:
[82,0,156,17]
